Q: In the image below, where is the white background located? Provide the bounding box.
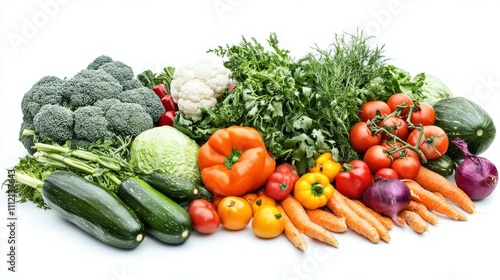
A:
[1,1,500,280]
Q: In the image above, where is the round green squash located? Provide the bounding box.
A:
[433,97,496,161]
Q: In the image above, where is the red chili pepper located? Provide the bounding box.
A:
[264,163,300,201]
[334,160,374,199]
[157,110,176,126]
[152,84,168,99]
[161,95,178,112]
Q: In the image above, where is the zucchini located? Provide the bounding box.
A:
[41,171,145,249]
[434,97,496,161]
[424,154,457,177]
[117,177,192,245]
[140,172,203,205]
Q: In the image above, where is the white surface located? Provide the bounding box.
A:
[1,1,500,280]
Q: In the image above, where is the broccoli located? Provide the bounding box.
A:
[33,104,74,144]
[66,69,123,108]
[106,102,154,138]
[18,55,166,155]
[117,87,165,122]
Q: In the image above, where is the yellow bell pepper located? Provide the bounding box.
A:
[309,152,341,182]
[293,172,334,209]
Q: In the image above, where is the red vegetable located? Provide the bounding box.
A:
[153,84,168,99]
[363,178,411,226]
[161,95,178,112]
[187,199,220,234]
[264,163,299,201]
[157,111,176,126]
[453,138,498,200]
[334,160,374,199]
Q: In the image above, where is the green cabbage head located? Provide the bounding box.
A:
[128,126,201,183]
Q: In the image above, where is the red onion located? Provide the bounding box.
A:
[362,178,411,226]
[453,138,498,200]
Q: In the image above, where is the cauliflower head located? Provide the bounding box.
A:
[170,54,232,117]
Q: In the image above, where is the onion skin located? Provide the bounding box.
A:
[362,178,411,226]
[453,138,498,200]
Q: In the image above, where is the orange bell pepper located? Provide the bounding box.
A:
[198,126,276,197]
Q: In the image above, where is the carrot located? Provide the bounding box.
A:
[280,196,339,248]
[414,166,475,213]
[406,200,439,225]
[404,179,468,221]
[398,210,428,234]
[276,204,307,252]
[327,193,380,243]
[341,197,391,243]
[305,208,348,233]
[351,199,394,230]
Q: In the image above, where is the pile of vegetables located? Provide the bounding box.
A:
[3,30,499,252]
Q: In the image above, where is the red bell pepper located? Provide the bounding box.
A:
[334,160,374,199]
[264,163,300,201]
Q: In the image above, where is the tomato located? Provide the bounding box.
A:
[359,100,392,122]
[363,145,393,174]
[381,140,419,161]
[387,93,413,117]
[251,194,276,215]
[374,167,399,180]
[349,122,382,154]
[379,116,409,141]
[391,156,421,180]
[409,101,435,126]
[407,125,449,160]
[217,196,253,231]
[251,206,285,239]
[335,160,374,199]
[187,199,220,234]
[211,194,225,209]
[241,193,258,205]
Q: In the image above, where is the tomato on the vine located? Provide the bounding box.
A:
[349,122,382,153]
[409,101,435,126]
[374,167,399,180]
[251,206,285,239]
[381,140,419,161]
[407,125,449,160]
[187,199,220,234]
[217,196,252,231]
[379,116,409,141]
[391,156,420,180]
[359,100,391,122]
[363,144,393,174]
[387,93,413,117]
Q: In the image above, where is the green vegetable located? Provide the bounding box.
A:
[117,177,192,245]
[434,97,496,161]
[423,154,457,177]
[140,172,211,205]
[128,126,201,184]
[19,55,165,154]
[15,170,145,249]
[418,74,454,105]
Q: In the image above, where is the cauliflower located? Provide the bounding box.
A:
[170,54,232,117]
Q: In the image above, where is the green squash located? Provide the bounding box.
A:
[433,97,496,161]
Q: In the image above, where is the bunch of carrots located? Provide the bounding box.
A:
[277,166,475,252]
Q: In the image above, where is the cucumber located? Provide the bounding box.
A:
[424,154,457,177]
[140,173,214,205]
[117,177,192,245]
[41,171,145,249]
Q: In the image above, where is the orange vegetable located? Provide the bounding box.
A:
[251,206,285,239]
[217,196,253,230]
[351,199,394,230]
[305,208,347,233]
[251,194,276,214]
[398,210,428,234]
[276,205,307,252]
[414,166,475,213]
[406,200,439,225]
[198,126,276,197]
[403,179,467,221]
[280,195,339,248]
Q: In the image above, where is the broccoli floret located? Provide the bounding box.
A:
[66,69,123,108]
[73,106,114,143]
[33,104,74,144]
[93,98,121,112]
[117,87,165,122]
[121,78,144,90]
[106,102,153,138]
[21,76,67,120]
[98,61,134,84]
[87,55,114,70]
